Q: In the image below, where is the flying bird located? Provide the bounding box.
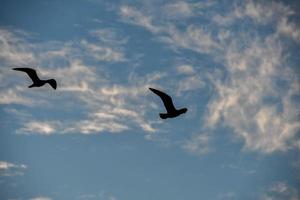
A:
[13,67,57,90]
[149,87,187,119]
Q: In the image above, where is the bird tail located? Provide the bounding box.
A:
[28,84,34,88]
[159,113,168,119]
[47,79,57,90]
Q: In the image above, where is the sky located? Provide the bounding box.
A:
[0,0,300,199]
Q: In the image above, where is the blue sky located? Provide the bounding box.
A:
[0,0,300,199]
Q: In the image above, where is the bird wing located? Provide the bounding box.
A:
[13,68,40,83]
[47,79,57,90]
[149,88,176,113]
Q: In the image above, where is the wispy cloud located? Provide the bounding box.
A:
[16,121,57,135]
[77,190,117,200]
[261,182,300,200]
[0,29,35,65]
[117,1,300,154]
[161,25,221,54]
[220,162,256,175]
[30,197,52,200]
[89,28,128,45]
[161,1,213,20]
[182,132,212,155]
[119,6,161,33]
[162,2,195,19]
[1,27,159,135]
[212,0,300,43]
[176,65,196,75]
[0,88,33,105]
[119,5,220,55]
[205,34,300,153]
[2,0,300,156]
[80,39,126,62]
[0,161,27,177]
[277,17,300,42]
[176,74,205,94]
[212,0,294,26]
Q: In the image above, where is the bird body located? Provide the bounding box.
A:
[149,88,187,119]
[13,68,57,90]
[159,108,187,119]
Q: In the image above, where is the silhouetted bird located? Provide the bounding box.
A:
[149,87,187,119]
[13,68,57,90]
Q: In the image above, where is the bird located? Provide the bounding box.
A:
[149,87,187,119]
[13,67,57,90]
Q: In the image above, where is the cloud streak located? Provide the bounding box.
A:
[1,28,165,136]
[1,0,299,155]
[261,182,300,200]
[0,161,27,177]
[117,1,300,154]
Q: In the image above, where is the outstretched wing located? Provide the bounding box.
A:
[13,68,40,83]
[149,88,176,113]
[47,79,57,90]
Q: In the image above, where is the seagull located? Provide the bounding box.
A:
[13,67,57,90]
[149,87,187,119]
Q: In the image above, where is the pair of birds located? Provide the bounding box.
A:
[13,68,188,119]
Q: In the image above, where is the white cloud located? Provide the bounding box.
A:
[17,121,57,135]
[66,82,158,134]
[2,0,300,156]
[204,34,300,153]
[30,197,52,200]
[182,133,212,155]
[0,29,35,65]
[78,191,117,200]
[277,17,300,42]
[177,75,204,94]
[0,27,159,136]
[0,161,27,176]
[0,88,33,105]
[46,59,98,92]
[70,117,129,134]
[213,0,294,26]
[239,1,277,23]
[115,1,300,154]
[119,6,161,33]
[10,60,161,135]
[161,25,220,54]
[242,1,293,23]
[119,5,220,55]
[90,28,128,45]
[80,40,126,62]
[162,1,215,20]
[220,162,256,175]
[261,182,300,200]
[163,2,194,19]
[42,42,75,59]
[176,65,195,75]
